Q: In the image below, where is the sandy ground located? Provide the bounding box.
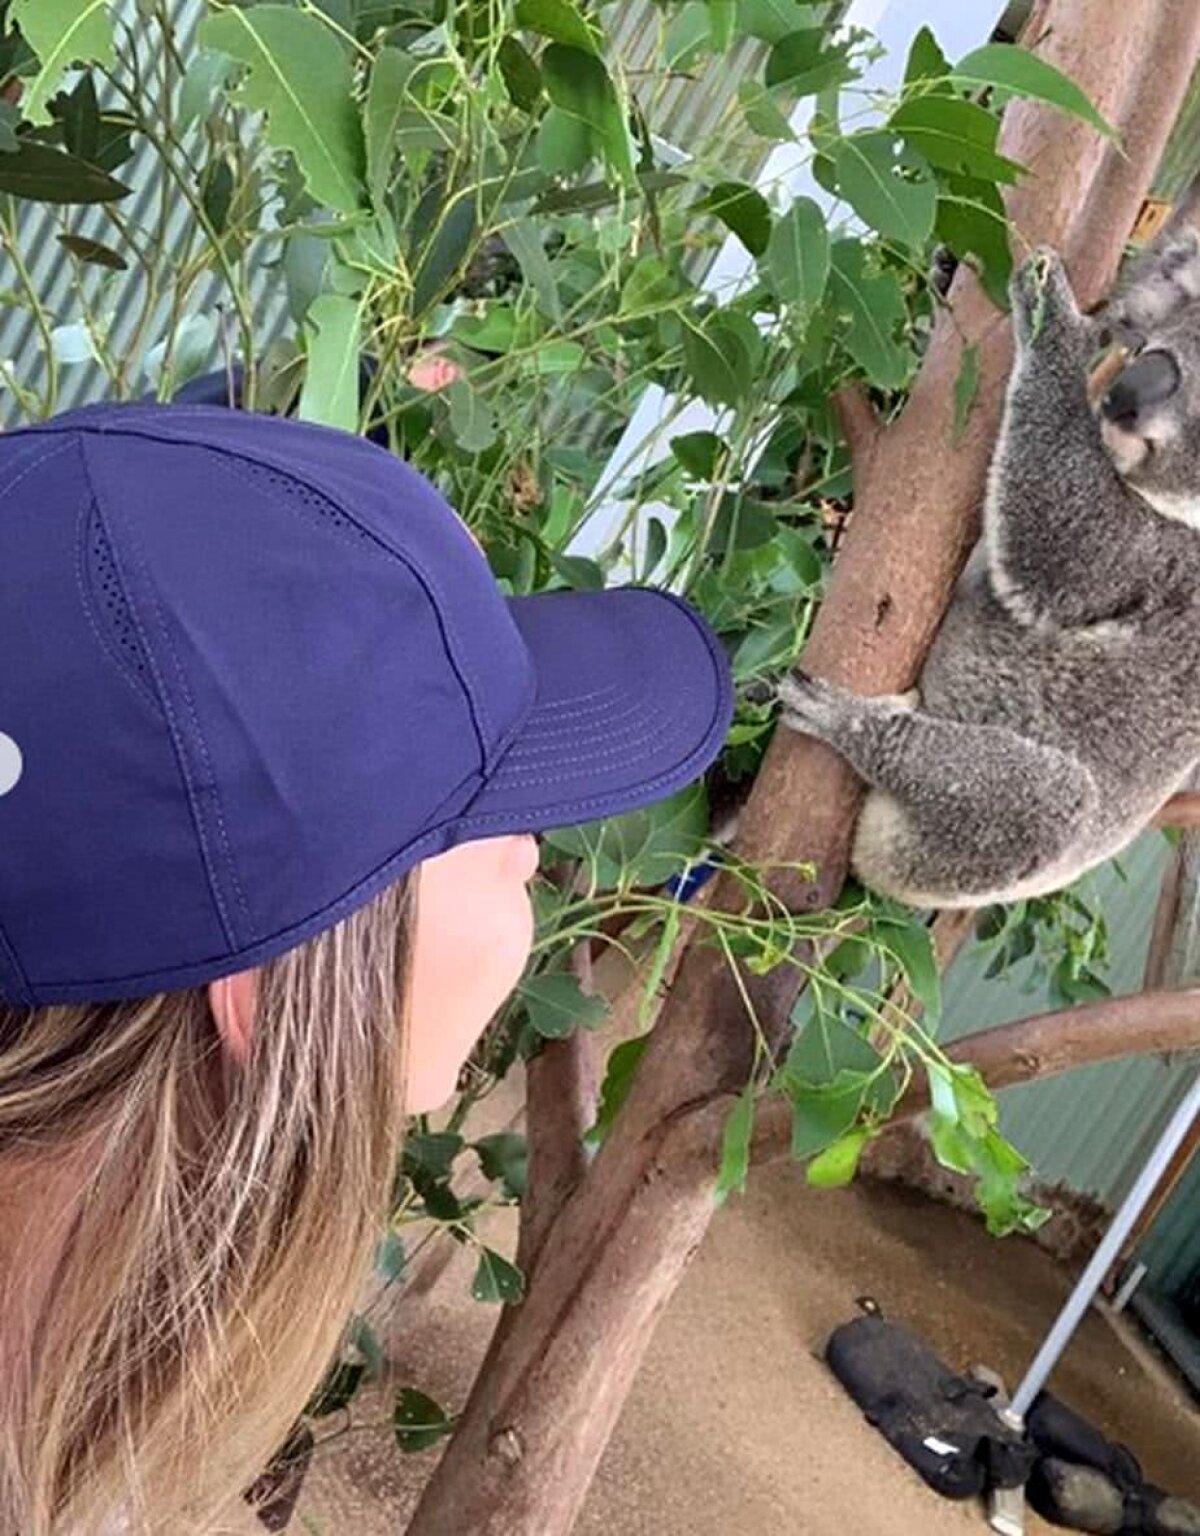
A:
[293,1164,1199,1535]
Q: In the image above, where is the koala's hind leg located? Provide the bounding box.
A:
[777,672,1099,905]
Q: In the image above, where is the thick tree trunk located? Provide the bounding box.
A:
[405,7,1200,1533]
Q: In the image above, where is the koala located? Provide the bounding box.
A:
[777,230,1200,909]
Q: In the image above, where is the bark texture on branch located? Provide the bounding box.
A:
[406,9,1200,1533]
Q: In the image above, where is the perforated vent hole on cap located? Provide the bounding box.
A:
[85,504,154,695]
[239,458,372,543]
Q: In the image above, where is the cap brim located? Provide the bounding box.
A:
[451,588,733,838]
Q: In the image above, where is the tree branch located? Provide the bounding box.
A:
[832,384,882,473]
[1154,792,1200,828]
[751,986,1200,1165]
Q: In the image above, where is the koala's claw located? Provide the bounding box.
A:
[776,670,841,737]
[1011,246,1082,349]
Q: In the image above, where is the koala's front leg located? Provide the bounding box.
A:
[986,248,1134,627]
[778,671,1099,904]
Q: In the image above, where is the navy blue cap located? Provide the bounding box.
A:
[0,404,732,1006]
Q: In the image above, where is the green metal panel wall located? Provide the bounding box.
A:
[939,832,1199,1290]
[941,835,1184,1197]
[1138,1148,1200,1297]
[0,0,292,424]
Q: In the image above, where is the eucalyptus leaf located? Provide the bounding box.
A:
[738,0,824,45]
[283,227,332,325]
[498,35,542,110]
[472,1247,526,1304]
[503,219,563,323]
[0,138,130,203]
[298,292,363,432]
[903,24,950,90]
[878,917,940,1022]
[670,430,724,480]
[56,231,126,270]
[200,5,367,215]
[708,0,736,52]
[155,313,217,392]
[828,239,908,389]
[375,1230,408,1283]
[393,1388,453,1453]
[828,131,935,250]
[178,47,233,131]
[789,1071,870,1160]
[764,27,854,95]
[542,44,634,186]
[410,193,478,315]
[12,0,115,126]
[665,3,712,71]
[542,784,709,891]
[806,1126,869,1187]
[51,321,96,365]
[738,80,795,140]
[515,0,601,55]
[682,309,761,406]
[446,378,498,453]
[519,972,608,1039]
[697,180,771,257]
[473,1132,528,1199]
[536,103,594,176]
[765,194,828,313]
[953,340,981,445]
[200,158,234,238]
[714,1088,755,1205]
[51,70,100,162]
[365,46,414,210]
[936,175,1012,306]
[587,1035,650,1147]
[889,96,1024,185]
[951,42,1114,139]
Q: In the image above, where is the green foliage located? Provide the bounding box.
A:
[199,6,367,214]
[973,882,1113,1008]
[393,1387,454,1453]
[11,0,115,125]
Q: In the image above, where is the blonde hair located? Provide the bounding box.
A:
[0,873,416,1534]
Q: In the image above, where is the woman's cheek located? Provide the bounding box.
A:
[406,846,537,1113]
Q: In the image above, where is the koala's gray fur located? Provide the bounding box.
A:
[778,230,1200,908]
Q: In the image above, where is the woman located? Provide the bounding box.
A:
[0,401,733,1534]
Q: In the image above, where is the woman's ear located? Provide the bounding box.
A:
[207,969,260,1065]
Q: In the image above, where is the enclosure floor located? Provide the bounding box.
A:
[296,1168,1200,1535]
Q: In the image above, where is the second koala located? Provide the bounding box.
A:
[778,235,1200,908]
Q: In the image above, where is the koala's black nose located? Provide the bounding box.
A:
[1101,349,1181,427]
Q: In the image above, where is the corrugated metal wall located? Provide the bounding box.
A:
[0,0,292,425]
[1138,1146,1200,1297]
[939,832,1199,1292]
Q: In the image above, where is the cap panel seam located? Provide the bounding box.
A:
[55,418,511,769]
[76,436,247,953]
[201,443,500,769]
[0,438,75,506]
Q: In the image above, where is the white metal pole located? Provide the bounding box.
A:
[1007,1070,1200,1422]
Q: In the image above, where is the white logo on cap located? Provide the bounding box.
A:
[0,733,23,797]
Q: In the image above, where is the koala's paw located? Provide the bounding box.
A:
[776,670,850,740]
[1011,246,1082,352]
